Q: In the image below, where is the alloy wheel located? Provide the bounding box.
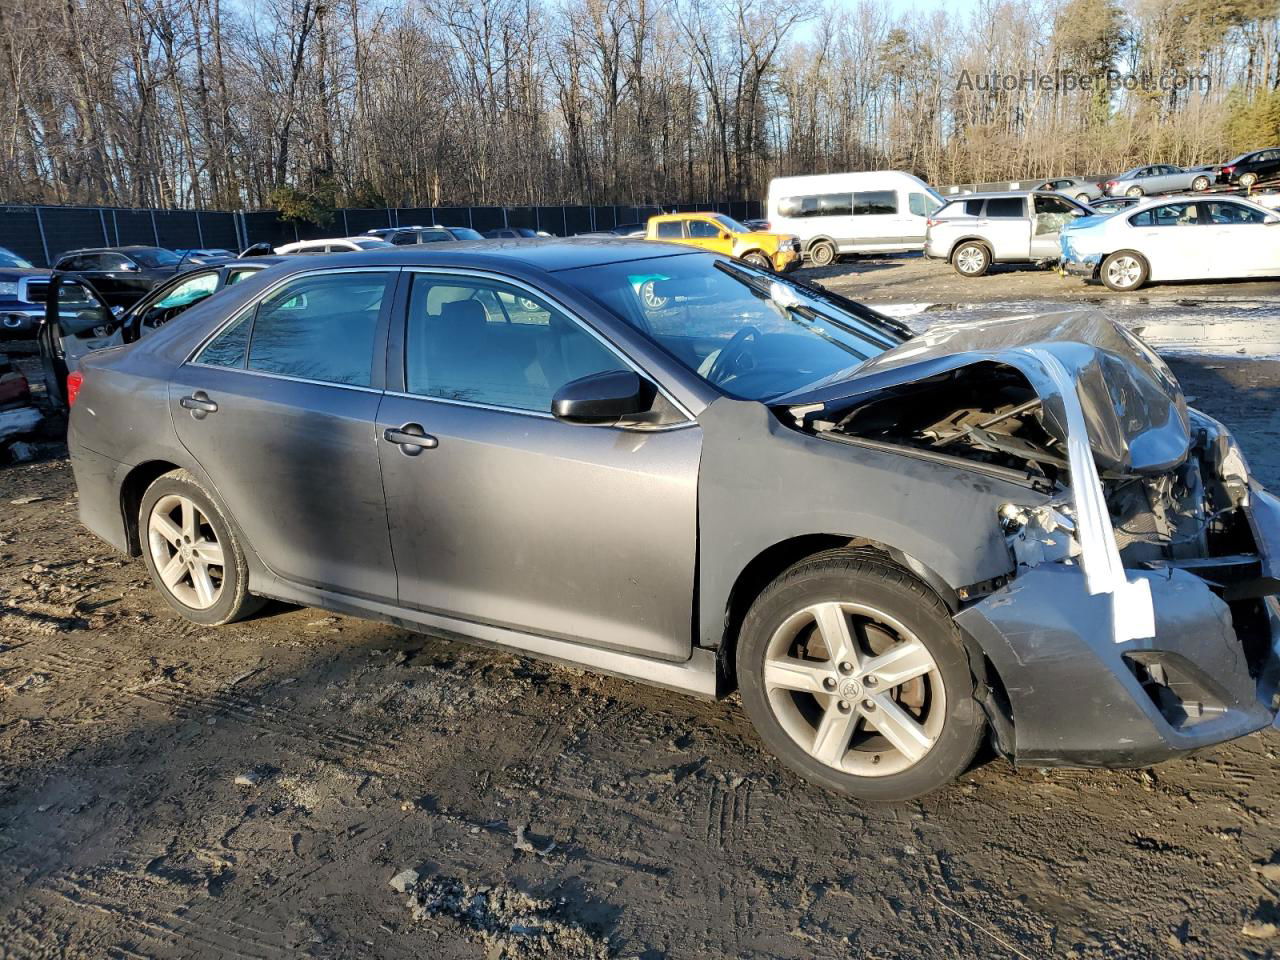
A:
[762,601,945,777]
[147,493,225,610]
[1105,255,1141,289]
[1192,176,1209,191]
[955,245,986,275]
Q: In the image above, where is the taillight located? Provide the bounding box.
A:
[1222,165,1235,175]
[66,371,83,407]
[1105,180,1117,189]
[926,217,941,227]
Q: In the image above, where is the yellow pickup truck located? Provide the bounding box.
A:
[646,213,800,272]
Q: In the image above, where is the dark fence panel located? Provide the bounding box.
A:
[198,212,239,251]
[506,206,536,230]
[0,206,43,264]
[153,210,202,250]
[341,208,393,235]
[433,207,473,229]
[242,211,297,250]
[469,207,506,232]
[44,207,112,259]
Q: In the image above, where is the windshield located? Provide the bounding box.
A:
[132,248,181,267]
[712,214,750,233]
[0,248,33,269]
[448,227,484,240]
[559,253,907,401]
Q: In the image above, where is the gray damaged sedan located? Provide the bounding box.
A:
[66,241,1280,800]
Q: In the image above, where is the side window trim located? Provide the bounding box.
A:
[184,266,399,393]
[389,266,694,426]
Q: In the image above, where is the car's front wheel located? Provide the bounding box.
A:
[737,550,985,801]
[1101,250,1149,291]
[952,242,990,277]
[139,469,264,626]
[741,251,773,271]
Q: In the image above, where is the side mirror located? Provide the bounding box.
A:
[552,370,655,425]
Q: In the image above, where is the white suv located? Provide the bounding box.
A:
[924,191,1092,277]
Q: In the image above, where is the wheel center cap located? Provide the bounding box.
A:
[839,678,861,700]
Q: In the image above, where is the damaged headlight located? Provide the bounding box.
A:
[999,500,1081,567]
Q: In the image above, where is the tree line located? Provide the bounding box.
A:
[1,0,1277,215]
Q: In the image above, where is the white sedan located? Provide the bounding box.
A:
[1059,194,1280,291]
[275,236,394,255]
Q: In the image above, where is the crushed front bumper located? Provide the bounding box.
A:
[956,487,1280,767]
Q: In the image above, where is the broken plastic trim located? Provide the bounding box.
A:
[1025,347,1155,643]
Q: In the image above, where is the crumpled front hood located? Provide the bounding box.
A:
[781,309,1190,475]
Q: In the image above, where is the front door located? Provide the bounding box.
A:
[1128,202,1211,280]
[686,217,734,256]
[1203,200,1278,278]
[169,267,399,599]
[376,270,701,660]
[1030,194,1082,258]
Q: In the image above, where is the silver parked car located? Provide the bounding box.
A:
[924,191,1092,276]
[66,242,1280,801]
[1103,164,1214,198]
[1032,176,1103,203]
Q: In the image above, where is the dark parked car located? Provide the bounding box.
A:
[1218,148,1280,189]
[41,258,286,408]
[575,222,648,239]
[52,246,193,308]
[0,246,51,340]
[66,241,1280,801]
[482,227,542,238]
[367,226,486,244]
[176,248,237,265]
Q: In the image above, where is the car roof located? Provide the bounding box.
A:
[649,212,728,220]
[942,190,1044,201]
[261,238,689,274]
[57,245,169,256]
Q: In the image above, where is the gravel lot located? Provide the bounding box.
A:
[2,258,1280,959]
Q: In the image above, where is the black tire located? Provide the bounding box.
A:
[1100,250,1149,292]
[1191,176,1210,191]
[741,251,772,271]
[807,240,837,267]
[37,319,69,411]
[138,469,264,626]
[737,550,985,801]
[1125,185,1144,198]
[951,241,991,277]
[1075,193,1092,203]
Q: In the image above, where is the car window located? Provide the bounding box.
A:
[964,199,984,216]
[390,232,417,245]
[242,271,391,386]
[688,220,721,239]
[1034,195,1078,215]
[852,191,897,215]
[1205,202,1268,225]
[420,231,452,243]
[655,221,684,239]
[225,268,259,286]
[153,272,219,310]
[985,197,1024,217]
[195,312,254,367]
[0,248,33,268]
[99,254,132,271]
[1130,203,1201,227]
[132,249,180,267]
[448,228,484,240]
[404,274,627,413]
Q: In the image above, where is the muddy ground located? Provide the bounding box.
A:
[3,269,1280,959]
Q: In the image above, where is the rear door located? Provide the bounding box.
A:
[169,266,399,599]
[1203,201,1277,277]
[375,269,701,660]
[980,196,1032,258]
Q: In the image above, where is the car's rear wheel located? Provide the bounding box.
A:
[952,242,990,277]
[1240,172,1258,189]
[1075,193,1091,203]
[1101,250,1149,292]
[1191,176,1210,191]
[737,551,985,801]
[807,240,837,267]
[139,469,264,626]
[1125,185,1144,198]
[741,251,773,271]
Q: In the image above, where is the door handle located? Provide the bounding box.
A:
[383,422,438,456]
[179,391,218,419]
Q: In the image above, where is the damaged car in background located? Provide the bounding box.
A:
[66,243,1280,801]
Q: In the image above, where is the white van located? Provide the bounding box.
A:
[765,171,944,265]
